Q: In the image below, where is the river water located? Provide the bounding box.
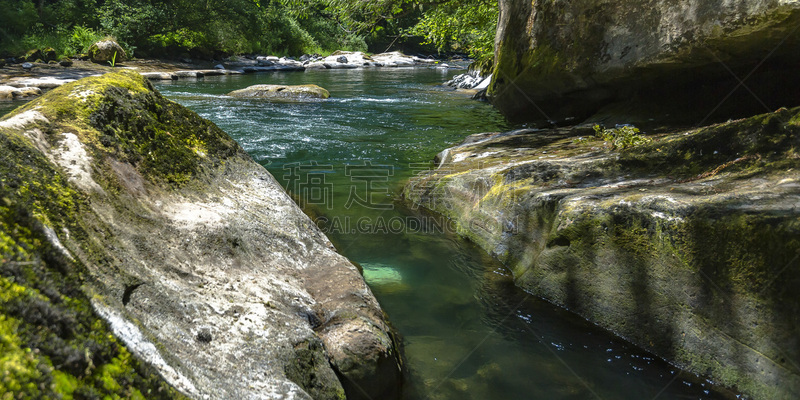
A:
[152,68,726,399]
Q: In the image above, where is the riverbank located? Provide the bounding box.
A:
[0,51,463,101]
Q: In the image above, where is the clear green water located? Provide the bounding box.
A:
[152,69,728,400]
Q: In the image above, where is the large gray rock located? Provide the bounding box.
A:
[228,84,330,100]
[405,108,800,400]
[489,0,800,122]
[88,40,127,64]
[0,70,401,400]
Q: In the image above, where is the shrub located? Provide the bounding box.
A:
[593,124,651,149]
[69,25,105,55]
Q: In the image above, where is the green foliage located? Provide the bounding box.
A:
[70,25,105,55]
[410,0,497,61]
[0,0,498,60]
[593,124,651,149]
[0,0,38,39]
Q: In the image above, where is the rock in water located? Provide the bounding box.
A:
[0,70,401,399]
[404,109,800,400]
[21,62,33,70]
[490,0,800,123]
[228,84,330,100]
[88,40,127,63]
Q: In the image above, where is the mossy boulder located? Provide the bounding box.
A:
[41,47,57,62]
[88,40,127,64]
[0,70,401,399]
[23,49,42,62]
[490,0,800,124]
[228,84,330,101]
[404,108,800,400]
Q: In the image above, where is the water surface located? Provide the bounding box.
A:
[154,69,729,400]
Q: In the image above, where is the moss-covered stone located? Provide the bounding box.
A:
[0,200,185,399]
[1,70,402,399]
[404,107,800,400]
[88,40,127,64]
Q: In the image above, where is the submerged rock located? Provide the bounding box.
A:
[228,84,330,100]
[404,108,800,400]
[0,70,401,399]
[490,0,800,123]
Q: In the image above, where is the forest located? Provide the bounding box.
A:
[0,0,497,62]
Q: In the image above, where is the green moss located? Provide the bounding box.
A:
[10,71,241,187]
[0,71,206,399]
[0,201,187,399]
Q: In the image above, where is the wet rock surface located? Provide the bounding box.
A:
[405,108,800,400]
[0,70,401,399]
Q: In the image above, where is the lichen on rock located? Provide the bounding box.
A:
[0,70,402,399]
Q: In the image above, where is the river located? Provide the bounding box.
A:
[150,68,727,399]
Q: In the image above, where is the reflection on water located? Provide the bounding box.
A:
[156,69,730,400]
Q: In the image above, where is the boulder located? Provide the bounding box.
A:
[41,47,57,62]
[21,62,33,70]
[228,84,330,100]
[88,40,127,64]
[404,108,800,400]
[0,70,400,399]
[23,49,42,62]
[0,85,18,100]
[445,70,486,89]
[173,70,202,78]
[304,51,370,69]
[371,51,418,67]
[58,57,73,67]
[489,0,800,123]
[7,77,78,89]
[193,69,226,76]
[140,71,176,80]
